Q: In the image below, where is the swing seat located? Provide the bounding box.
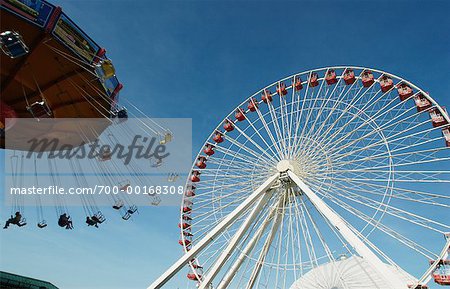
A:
[17,217,27,227]
[127,205,138,215]
[159,132,173,145]
[151,196,161,206]
[117,108,128,121]
[122,212,131,220]
[151,158,163,167]
[0,31,29,58]
[113,200,124,210]
[100,59,116,79]
[94,211,106,223]
[37,221,47,228]
[26,101,52,119]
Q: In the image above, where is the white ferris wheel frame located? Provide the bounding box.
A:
[148,66,450,289]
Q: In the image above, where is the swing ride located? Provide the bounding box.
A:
[0,0,172,230]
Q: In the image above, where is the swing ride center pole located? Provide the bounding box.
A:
[147,173,280,289]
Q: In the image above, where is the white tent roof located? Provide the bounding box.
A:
[289,256,416,289]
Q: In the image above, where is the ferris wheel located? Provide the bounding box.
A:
[149,66,450,289]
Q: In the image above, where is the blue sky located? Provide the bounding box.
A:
[1,0,450,288]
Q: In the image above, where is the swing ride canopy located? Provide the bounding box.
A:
[0,0,123,150]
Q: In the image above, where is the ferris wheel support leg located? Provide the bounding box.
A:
[215,199,281,289]
[245,194,285,289]
[147,173,280,289]
[412,233,450,288]
[198,185,275,289]
[287,170,409,289]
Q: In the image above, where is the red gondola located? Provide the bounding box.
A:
[325,69,337,85]
[190,171,201,182]
[185,189,196,197]
[308,72,319,87]
[182,215,192,221]
[204,144,215,156]
[429,108,449,128]
[178,222,191,229]
[179,239,191,246]
[430,259,450,285]
[261,89,273,103]
[407,285,428,289]
[247,97,258,112]
[276,82,288,96]
[414,93,432,112]
[213,131,224,143]
[187,266,203,281]
[361,70,374,87]
[235,108,245,121]
[196,156,207,169]
[397,83,414,101]
[293,76,303,91]
[380,75,394,93]
[343,68,356,85]
[223,120,234,132]
[182,199,193,213]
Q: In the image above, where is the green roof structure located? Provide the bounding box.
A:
[0,271,59,289]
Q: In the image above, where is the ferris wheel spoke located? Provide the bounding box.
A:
[287,86,300,160]
[267,101,289,159]
[242,109,284,160]
[213,144,275,170]
[295,71,348,156]
[330,178,450,206]
[326,176,450,209]
[311,184,439,260]
[291,76,323,159]
[278,93,290,158]
[326,143,449,171]
[299,74,364,154]
[333,156,450,175]
[206,158,269,172]
[219,133,278,165]
[297,74,379,156]
[194,178,263,197]
[291,80,312,159]
[229,119,280,164]
[323,120,442,165]
[324,105,429,159]
[314,80,393,148]
[252,99,286,158]
[295,75,330,159]
[318,181,450,233]
[315,94,411,157]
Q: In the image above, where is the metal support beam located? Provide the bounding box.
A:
[147,173,279,289]
[245,192,285,289]
[287,170,408,289]
[216,194,282,289]
[198,186,275,289]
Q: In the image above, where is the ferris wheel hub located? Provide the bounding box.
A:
[276,159,295,173]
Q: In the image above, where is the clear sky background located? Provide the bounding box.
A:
[1,0,450,289]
